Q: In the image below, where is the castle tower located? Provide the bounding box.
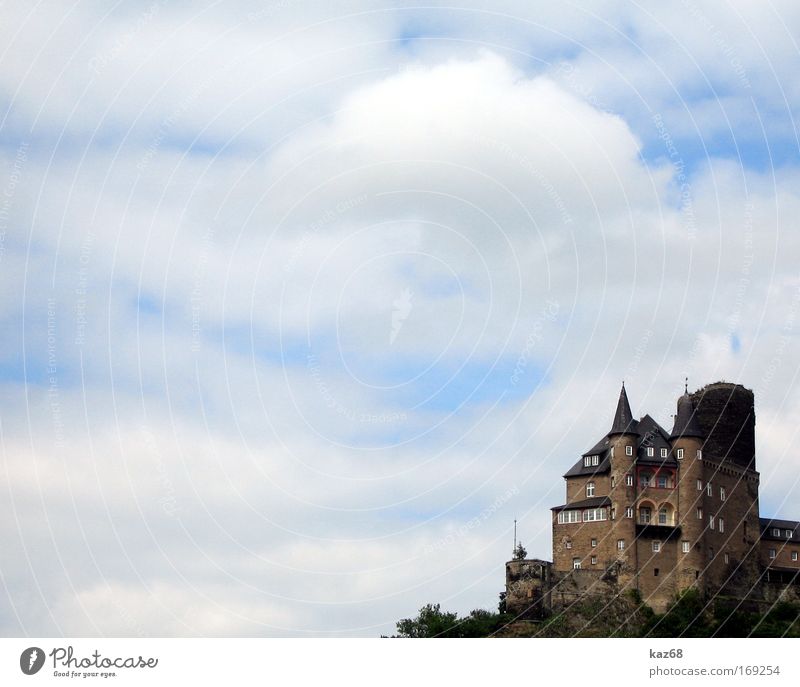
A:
[671,387,706,591]
[607,383,640,587]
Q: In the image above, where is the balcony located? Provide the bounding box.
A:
[635,524,682,540]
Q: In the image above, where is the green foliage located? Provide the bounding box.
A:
[394,603,513,638]
[512,542,527,560]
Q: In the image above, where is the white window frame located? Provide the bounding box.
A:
[625,507,634,519]
[697,449,702,459]
[565,540,572,549]
[584,456,591,467]
[720,487,726,501]
[647,447,654,457]
[786,530,793,538]
[657,474,668,489]
[591,555,597,565]
[696,507,703,520]
[591,454,599,466]
[676,448,684,459]
[639,507,651,524]
[773,528,780,536]
[586,482,595,497]
[617,539,625,551]
[583,508,607,522]
[652,540,661,553]
[719,518,725,533]
[724,553,730,564]
[557,510,581,524]
[591,538,597,548]
[706,482,712,496]
[661,448,668,458]
[792,551,798,561]
[769,548,776,559]
[626,474,634,486]
[709,515,715,530]
[682,541,690,554]
[696,479,702,491]
[658,507,668,525]
[573,558,581,569]
[625,445,633,456]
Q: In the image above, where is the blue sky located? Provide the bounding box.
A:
[1,0,799,637]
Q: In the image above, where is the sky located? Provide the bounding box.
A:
[1,0,799,637]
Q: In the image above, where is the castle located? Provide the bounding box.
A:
[505,381,800,617]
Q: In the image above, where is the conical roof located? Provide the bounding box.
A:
[670,391,704,439]
[608,383,639,436]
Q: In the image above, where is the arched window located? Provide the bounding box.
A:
[639,506,652,524]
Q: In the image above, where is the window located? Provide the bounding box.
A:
[697,449,702,459]
[626,474,634,486]
[591,538,597,548]
[640,473,652,488]
[584,456,591,467]
[617,539,625,551]
[787,530,793,538]
[626,445,633,456]
[557,510,581,524]
[719,518,725,533]
[769,548,776,559]
[724,553,730,564]
[586,482,595,497]
[661,448,668,458]
[611,507,616,520]
[584,508,607,522]
[709,515,715,530]
[773,528,780,537]
[706,482,712,496]
[682,541,690,554]
[611,476,616,488]
[677,448,684,459]
[625,507,634,519]
[647,447,654,457]
[709,547,714,560]
[658,507,668,525]
[792,552,798,562]
[654,568,660,576]
[573,558,581,569]
[640,507,651,524]
[657,474,668,489]
[591,555,597,565]
[652,540,661,552]
[696,479,702,491]
[592,455,599,466]
[565,540,572,550]
[720,487,726,501]
[696,507,703,520]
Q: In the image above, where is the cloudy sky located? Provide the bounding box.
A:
[1,0,799,637]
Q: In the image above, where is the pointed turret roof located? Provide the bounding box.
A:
[608,383,639,436]
[670,391,704,439]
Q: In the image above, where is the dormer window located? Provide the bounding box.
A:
[586,482,595,497]
[660,448,668,458]
[773,528,780,537]
[592,454,599,466]
[584,456,591,467]
[646,447,654,457]
[786,530,793,538]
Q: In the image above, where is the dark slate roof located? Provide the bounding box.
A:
[582,435,610,457]
[760,518,800,540]
[609,384,639,436]
[636,415,676,465]
[671,392,705,439]
[563,446,611,478]
[551,496,612,512]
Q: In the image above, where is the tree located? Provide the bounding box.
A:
[512,542,527,560]
[395,604,460,638]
